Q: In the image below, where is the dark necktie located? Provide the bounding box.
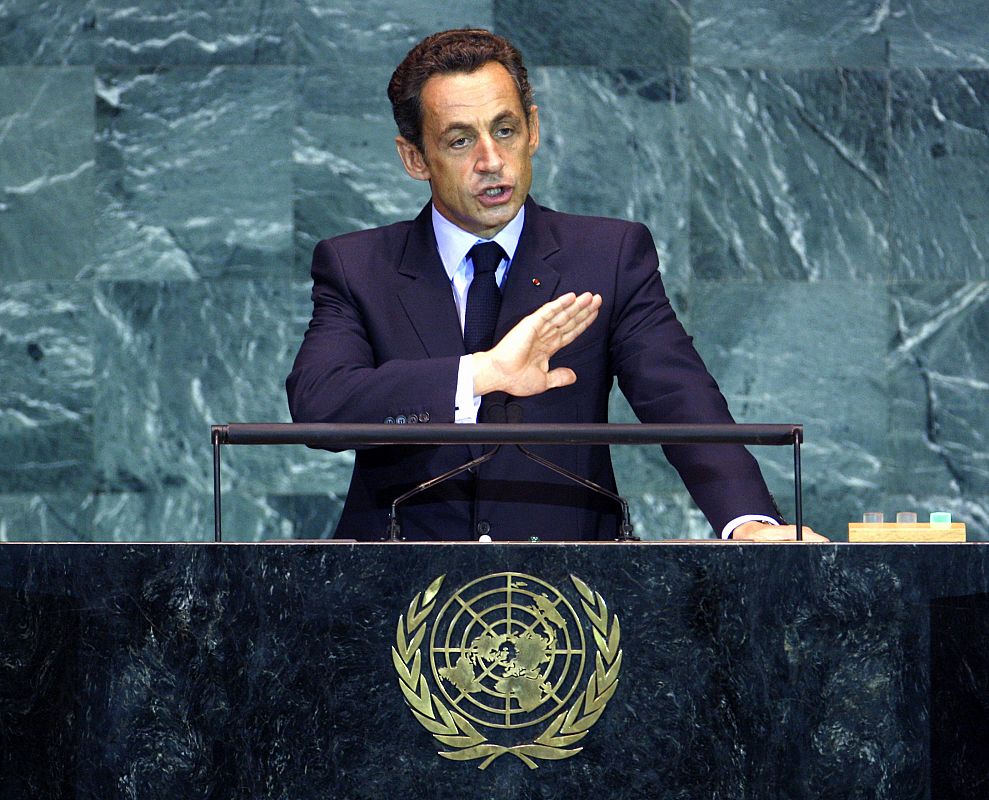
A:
[463,241,505,353]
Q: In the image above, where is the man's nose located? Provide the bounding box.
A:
[474,134,504,173]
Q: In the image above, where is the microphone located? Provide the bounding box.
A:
[481,392,508,423]
[479,393,522,423]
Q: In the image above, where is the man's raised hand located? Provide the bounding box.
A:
[472,291,602,398]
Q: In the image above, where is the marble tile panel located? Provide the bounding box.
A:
[1,0,296,67]
[692,0,890,68]
[93,280,353,498]
[688,282,888,540]
[886,282,989,539]
[91,489,219,542]
[630,492,712,539]
[293,66,430,275]
[90,490,342,541]
[0,0,97,64]
[531,67,691,293]
[690,68,890,282]
[0,281,94,493]
[290,0,493,67]
[0,493,95,541]
[263,493,341,539]
[890,69,989,280]
[623,483,713,540]
[889,0,989,68]
[89,66,293,280]
[89,0,289,66]
[0,67,94,281]
[495,0,690,66]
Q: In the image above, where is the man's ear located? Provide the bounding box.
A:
[527,105,540,157]
[396,136,431,181]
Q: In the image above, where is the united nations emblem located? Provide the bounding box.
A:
[392,572,622,769]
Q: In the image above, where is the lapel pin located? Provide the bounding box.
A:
[531,277,541,287]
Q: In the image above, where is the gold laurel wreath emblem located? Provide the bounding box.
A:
[391,574,623,770]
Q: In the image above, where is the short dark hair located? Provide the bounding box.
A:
[387,28,534,152]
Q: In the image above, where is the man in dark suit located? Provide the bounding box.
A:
[286,29,824,543]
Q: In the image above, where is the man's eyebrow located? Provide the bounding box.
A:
[493,110,523,125]
[439,121,476,137]
[438,110,523,137]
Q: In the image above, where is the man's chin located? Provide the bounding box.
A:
[435,196,525,237]
[474,199,523,234]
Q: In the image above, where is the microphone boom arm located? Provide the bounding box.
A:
[387,446,502,541]
[515,445,636,541]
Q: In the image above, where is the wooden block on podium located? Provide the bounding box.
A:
[848,522,966,542]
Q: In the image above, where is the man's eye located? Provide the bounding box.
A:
[495,127,515,138]
[450,137,469,149]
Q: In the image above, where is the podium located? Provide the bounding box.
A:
[2,541,988,798]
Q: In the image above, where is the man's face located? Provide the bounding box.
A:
[396,61,540,239]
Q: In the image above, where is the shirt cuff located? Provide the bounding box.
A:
[454,354,482,424]
[721,514,779,540]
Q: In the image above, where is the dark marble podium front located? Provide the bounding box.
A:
[1,542,987,799]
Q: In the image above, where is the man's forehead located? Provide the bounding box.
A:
[420,63,526,126]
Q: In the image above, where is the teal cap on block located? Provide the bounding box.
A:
[930,511,952,528]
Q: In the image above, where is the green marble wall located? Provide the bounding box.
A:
[2,1,987,541]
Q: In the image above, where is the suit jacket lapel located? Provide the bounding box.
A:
[396,204,466,358]
[395,201,560,460]
[496,199,561,341]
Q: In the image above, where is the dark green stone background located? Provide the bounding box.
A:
[2,1,988,541]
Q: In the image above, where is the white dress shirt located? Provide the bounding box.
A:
[431,203,524,424]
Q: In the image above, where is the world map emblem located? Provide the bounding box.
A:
[392,572,623,769]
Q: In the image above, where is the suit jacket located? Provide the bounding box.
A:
[286,198,781,541]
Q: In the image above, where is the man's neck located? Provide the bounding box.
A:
[431,202,526,281]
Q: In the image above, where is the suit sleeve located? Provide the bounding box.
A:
[607,223,783,532]
[285,239,461,431]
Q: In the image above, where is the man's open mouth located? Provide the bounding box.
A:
[478,186,512,205]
